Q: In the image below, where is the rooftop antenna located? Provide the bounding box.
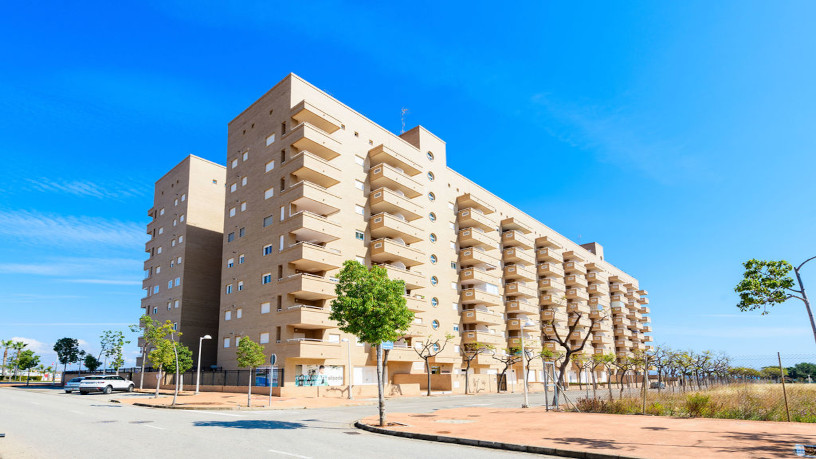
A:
[400,107,409,134]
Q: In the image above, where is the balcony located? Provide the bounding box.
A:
[285,338,341,359]
[503,247,535,265]
[459,267,501,286]
[458,208,496,232]
[370,212,423,244]
[283,180,341,216]
[638,297,650,304]
[387,345,420,362]
[566,288,590,301]
[462,309,504,326]
[541,308,568,323]
[378,263,427,290]
[536,247,563,263]
[563,261,587,274]
[586,271,607,284]
[507,318,538,331]
[506,300,539,315]
[641,306,651,315]
[279,305,334,329]
[286,151,341,188]
[642,325,652,333]
[613,316,632,327]
[589,296,610,307]
[281,242,343,272]
[592,333,613,345]
[369,188,423,221]
[369,163,423,198]
[285,122,342,160]
[460,288,503,307]
[538,278,566,292]
[462,330,505,346]
[504,282,537,299]
[500,217,532,234]
[502,230,534,250]
[644,335,653,342]
[405,323,430,337]
[562,251,586,263]
[503,264,536,282]
[538,263,565,277]
[540,294,565,306]
[367,144,421,176]
[638,289,649,296]
[279,273,338,301]
[587,284,608,296]
[565,274,589,288]
[508,336,541,349]
[544,341,560,352]
[456,193,495,215]
[404,295,427,313]
[608,283,626,294]
[370,238,424,267]
[283,211,342,244]
[614,339,630,349]
[458,228,498,250]
[567,302,590,314]
[137,337,146,348]
[535,236,562,250]
[458,248,501,269]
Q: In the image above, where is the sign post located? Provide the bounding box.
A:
[269,354,277,407]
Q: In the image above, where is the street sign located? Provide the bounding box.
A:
[269,354,277,366]
[381,341,394,350]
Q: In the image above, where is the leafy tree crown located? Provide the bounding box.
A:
[236,337,266,369]
[735,259,795,314]
[53,338,80,365]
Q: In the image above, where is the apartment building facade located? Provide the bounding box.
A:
[209,73,653,388]
[139,155,226,368]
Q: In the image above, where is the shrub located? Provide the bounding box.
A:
[684,393,711,417]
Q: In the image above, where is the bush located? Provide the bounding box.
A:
[684,393,711,417]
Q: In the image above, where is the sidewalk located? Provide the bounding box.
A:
[359,407,816,458]
[116,389,375,410]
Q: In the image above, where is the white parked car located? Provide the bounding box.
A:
[64,377,86,393]
[78,375,135,394]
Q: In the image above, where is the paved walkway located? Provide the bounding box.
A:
[360,407,816,458]
[115,389,375,410]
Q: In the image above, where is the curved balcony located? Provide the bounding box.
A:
[291,100,342,134]
[286,151,341,188]
[370,238,424,267]
[535,236,562,250]
[566,288,590,301]
[285,122,342,161]
[503,247,535,265]
[638,296,650,304]
[564,260,587,274]
[283,211,342,244]
[536,247,563,263]
[460,288,503,307]
[587,283,608,296]
[285,338,341,359]
[462,309,503,326]
[589,296,611,307]
[458,208,496,232]
[279,273,338,301]
[282,181,341,216]
[504,282,537,299]
[404,295,427,313]
[459,267,501,286]
[538,278,566,292]
[369,188,422,221]
[369,163,423,198]
[540,294,565,306]
[507,318,538,331]
[541,308,568,323]
[567,302,590,314]
[367,144,421,176]
[370,212,423,244]
[538,263,565,278]
[506,300,539,315]
[279,305,334,329]
[502,230,533,250]
[456,193,495,215]
[503,264,536,282]
[405,323,430,337]
[281,242,343,272]
[565,274,588,288]
[586,271,607,284]
[458,227,498,250]
[459,248,500,269]
[462,330,504,346]
[508,336,541,349]
[377,263,426,290]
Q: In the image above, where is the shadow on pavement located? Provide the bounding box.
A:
[193,420,306,430]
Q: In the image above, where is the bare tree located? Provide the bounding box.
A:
[413,334,454,396]
[460,342,493,394]
[549,311,604,387]
[613,355,637,399]
[491,348,521,393]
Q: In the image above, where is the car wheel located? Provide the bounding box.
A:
[127,384,135,392]
[80,391,88,395]
[65,390,71,393]
[103,385,113,395]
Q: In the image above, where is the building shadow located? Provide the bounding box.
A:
[193,420,306,430]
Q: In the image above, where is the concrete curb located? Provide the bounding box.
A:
[129,401,375,411]
[354,421,641,459]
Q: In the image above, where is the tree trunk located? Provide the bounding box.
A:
[793,266,816,346]
[155,366,162,398]
[247,366,253,407]
[172,341,180,406]
[657,369,662,393]
[464,361,470,395]
[376,344,385,427]
[425,358,432,397]
[607,371,613,401]
[139,348,145,390]
[619,371,626,398]
[591,369,597,399]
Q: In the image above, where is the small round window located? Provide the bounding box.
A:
[427,151,434,161]
[431,297,439,307]
[432,343,440,352]
[431,276,438,286]
[432,319,440,330]
[428,192,435,201]
[429,233,437,243]
[430,254,437,264]
[429,212,436,222]
[427,171,435,181]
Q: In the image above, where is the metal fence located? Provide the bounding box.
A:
[162,368,285,388]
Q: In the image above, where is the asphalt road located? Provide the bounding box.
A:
[0,387,555,458]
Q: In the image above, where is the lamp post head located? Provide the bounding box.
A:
[202,335,212,340]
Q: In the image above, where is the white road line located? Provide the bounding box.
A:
[142,424,165,430]
[268,449,310,458]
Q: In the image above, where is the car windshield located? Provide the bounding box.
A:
[84,376,103,380]
[69,378,84,382]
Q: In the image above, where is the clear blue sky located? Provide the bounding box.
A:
[1,1,815,368]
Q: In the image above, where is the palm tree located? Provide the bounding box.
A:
[11,341,28,380]
[1,340,13,380]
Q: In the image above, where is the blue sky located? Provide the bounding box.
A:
[1,1,815,368]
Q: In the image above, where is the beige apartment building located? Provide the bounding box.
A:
[207,73,653,389]
[139,155,226,368]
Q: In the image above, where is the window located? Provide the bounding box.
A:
[231,159,238,168]
[174,277,180,286]
[178,235,183,243]
[227,258,234,268]
[227,232,235,242]
[261,302,271,314]
[174,300,179,309]
[453,325,460,332]
[452,302,458,311]
[451,282,458,290]
[276,326,282,343]
[242,151,249,161]
[173,322,177,331]
[355,231,365,241]
[171,239,176,247]
[451,262,457,270]
[265,160,275,172]
[428,192,435,201]
[280,149,286,163]
[432,320,440,330]
[180,214,185,222]
[181,193,186,202]
[240,202,247,212]
[236,308,242,318]
[260,333,269,344]
[430,254,437,264]
[155,266,161,274]
[430,276,438,286]
[239,227,246,237]
[174,198,178,206]
[173,219,177,227]
[229,207,236,217]
[427,172,435,181]
[167,302,171,310]
[431,297,439,307]
[280,206,285,221]
[224,338,230,348]
[448,202,455,211]
[226,284,233,294]
[449,241,455,249]
[263,244,273,256]
[262,274,272,284]
[427,151,434,161]
[449,222,455,230]
[167,280,173,289]
[177,256,182,264]
[153,307,158,315]
[158,227,164,235]
[239,254,245,264]
[230,183,237,192]
[266,134,276,146]
[238,281,244,291]
[160,208,165,216]
[264,188,274,199]
[354,156,365,166]
[281,122,287,135]
[153,286,159,294]
[356,256,365,264]
[355,205,364,215]
[429,212,436,222]
[279,235,284,251]
[241,177,247,186]
[354,180,364,191]
[263,215,274,227]
[225,311,232,321]
[429,233,437,243]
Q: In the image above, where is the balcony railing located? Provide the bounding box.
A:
[376,263,426,289]
[458,227,498,250]
[281,241,343,272]
[503,264,536,282]
[370,238,424,267]
[284,338,341,359]
[460,288,503,307]
[502,230,534,250]
[456,193,495,215]
[503,247,535,265]
[284,210,343,244]
[282,180,341,217]
[370,212,423,244]
[279,273,338,301]
[369,187,423,221]
[286,151,341,188]
[291,100,342,134]
[284,122,342,161]
[538,263,565,277]
[369,163,423,198]
[457,208,496,232]
[367,144,422,176]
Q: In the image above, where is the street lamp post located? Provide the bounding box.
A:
[195,335,212,395]
[342,338,353,399]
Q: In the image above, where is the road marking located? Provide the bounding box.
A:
[142,424,165,430]
[267,449,310,458]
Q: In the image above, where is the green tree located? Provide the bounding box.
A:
[141,316,179,400]
[235,337,266,407]
[1,339,13,380]
[84,354,102,372]
[787,362,816,381]
[53,338,80,379]
[10,341,27,380]
[760,366,787,382]
[413,334,454,396]
[17,350,40,386]
[735,258,816,345]
[99,330,130,374]
[329,260,414,426]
